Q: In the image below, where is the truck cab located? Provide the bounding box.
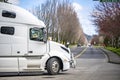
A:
[0,2,75,75]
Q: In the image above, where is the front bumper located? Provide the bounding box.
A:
[70,52,76,68]
[70,59,76,68]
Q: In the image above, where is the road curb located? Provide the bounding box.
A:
[100,48,110,63]
[75,47,87,58]
[100,48,120,64]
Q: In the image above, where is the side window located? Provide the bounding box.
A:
[1,26,15,35]
[30,28,44,41]
[2,10,16,18]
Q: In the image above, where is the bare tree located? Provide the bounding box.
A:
[32,0,59,40]
[32,0,86,45]
[57,1,86,44]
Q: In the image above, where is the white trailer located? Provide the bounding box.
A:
[0,2,75,75]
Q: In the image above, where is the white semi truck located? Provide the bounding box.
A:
[0,2,75,75]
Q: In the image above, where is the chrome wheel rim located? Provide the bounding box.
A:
[52,61,59,72]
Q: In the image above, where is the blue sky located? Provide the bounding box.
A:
[72,0,98,36]
[17,0,98,36]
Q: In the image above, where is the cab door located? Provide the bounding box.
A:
[28,27,47,55]
[19,27,47,72]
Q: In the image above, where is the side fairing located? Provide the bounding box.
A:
[48,41,71,70]
[49,41,71,60]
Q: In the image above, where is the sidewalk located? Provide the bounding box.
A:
[101,48,120,64]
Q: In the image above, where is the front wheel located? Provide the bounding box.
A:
[46,58,60,75]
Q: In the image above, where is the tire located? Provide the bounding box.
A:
[46,58,60,75]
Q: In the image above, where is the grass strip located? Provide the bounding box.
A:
[105,47,120,56]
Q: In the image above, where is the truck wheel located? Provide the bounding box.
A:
[46,58,60,75]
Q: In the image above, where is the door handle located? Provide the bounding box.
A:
[28,51,33,53]
[17,51,20,54]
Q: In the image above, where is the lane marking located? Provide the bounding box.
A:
[75,47,87,58]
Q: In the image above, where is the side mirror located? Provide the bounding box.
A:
[66,42,70,48]
[43,37,47,43]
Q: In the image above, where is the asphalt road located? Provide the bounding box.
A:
[78,47,105,59]
[70,46,85,56]
[0,47,120,80]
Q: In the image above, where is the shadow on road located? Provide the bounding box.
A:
[0,72,71,77]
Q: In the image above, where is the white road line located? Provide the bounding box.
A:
[75,47,87,58]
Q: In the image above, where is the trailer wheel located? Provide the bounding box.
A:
[46,58,60,75]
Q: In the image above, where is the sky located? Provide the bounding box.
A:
[9,0,98,36]
[71,0,98,36]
